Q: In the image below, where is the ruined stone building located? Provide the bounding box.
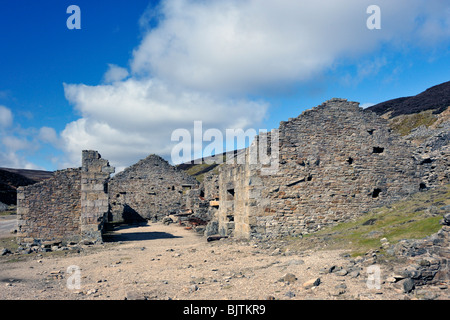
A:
[15,98,449,244]
[108,154,198,223]
[17,151,114,244]
[215,99,448,239]
[16,152,198,245]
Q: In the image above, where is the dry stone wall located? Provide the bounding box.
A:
[108,154,198,223]
[17,169,82,244]
[16,150,114,244]
[218,99,426,239]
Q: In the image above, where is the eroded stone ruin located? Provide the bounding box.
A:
[17,150,114,244]
[217,98,428,239]
[15,99,449,245]
[108,154,198,223]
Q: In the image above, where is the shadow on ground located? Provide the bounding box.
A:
[103,223,182,242]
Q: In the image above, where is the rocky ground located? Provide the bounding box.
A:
[0,221,448,300]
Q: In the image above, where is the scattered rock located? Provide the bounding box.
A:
[396,278,415,293]
[188,284,199,293]
[279,273,297,283]
[328,265,337,273]
[86,288,98,295]
[284,291,296,298]
[348,270,360,278]
[440,213,450,226]
[302,278,321,289]
[270,248,281,256]
[162,216,173,225]
[335,269,348,276]
[1,248,11,256]
[330,288,346,296]
[320,265,336,274]
[386,276,397,283]
[362,218,377,226]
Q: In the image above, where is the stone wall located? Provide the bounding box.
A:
[108,154,198,223]
[184,172,220,235]
[16,150,114,244]
[17,169,82,244]
[218,99,425,239]
[412,123,450,188]
[80,150,115,243]
[393,213,449,286]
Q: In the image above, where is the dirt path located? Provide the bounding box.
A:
[0,222,447,300]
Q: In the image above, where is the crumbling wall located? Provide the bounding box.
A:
[80,150,115,243]
[218,99,425,239]
[108,154,198,223]
[393,213,449,286]
[16,150,114,244]
[412,123,450,188]
[17,169,82,244]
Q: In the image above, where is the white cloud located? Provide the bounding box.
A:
[0,106,57,169]
[61,79,268,169]
[0,105,13,128]
[360,102,375,109]
[131,0,449,95]
[102,64,129,83]
[38,126,60,146]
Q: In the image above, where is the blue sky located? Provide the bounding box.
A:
[0,0,449,171]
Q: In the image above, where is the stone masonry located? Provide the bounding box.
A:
[80,150,115,243]
[15,99,448,245]
[17,169,82,244]
[217,99,427,239]
[108,154,198,223]
[16,150,114,244]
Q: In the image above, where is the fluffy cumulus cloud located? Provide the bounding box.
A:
[60,0,450,169]
[61,79,267,169]
[131,0,450,94]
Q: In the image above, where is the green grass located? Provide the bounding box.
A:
[286,184,449,256]
[181,163,220,182]
[0,236,19,253]
[0,209,16,216]
[389,110,438,136]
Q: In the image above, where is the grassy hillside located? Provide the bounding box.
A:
[285,184,450,257]
[388,109,439,136]
[177,150,244,182]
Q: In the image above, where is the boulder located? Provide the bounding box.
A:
[302,278,321,289]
